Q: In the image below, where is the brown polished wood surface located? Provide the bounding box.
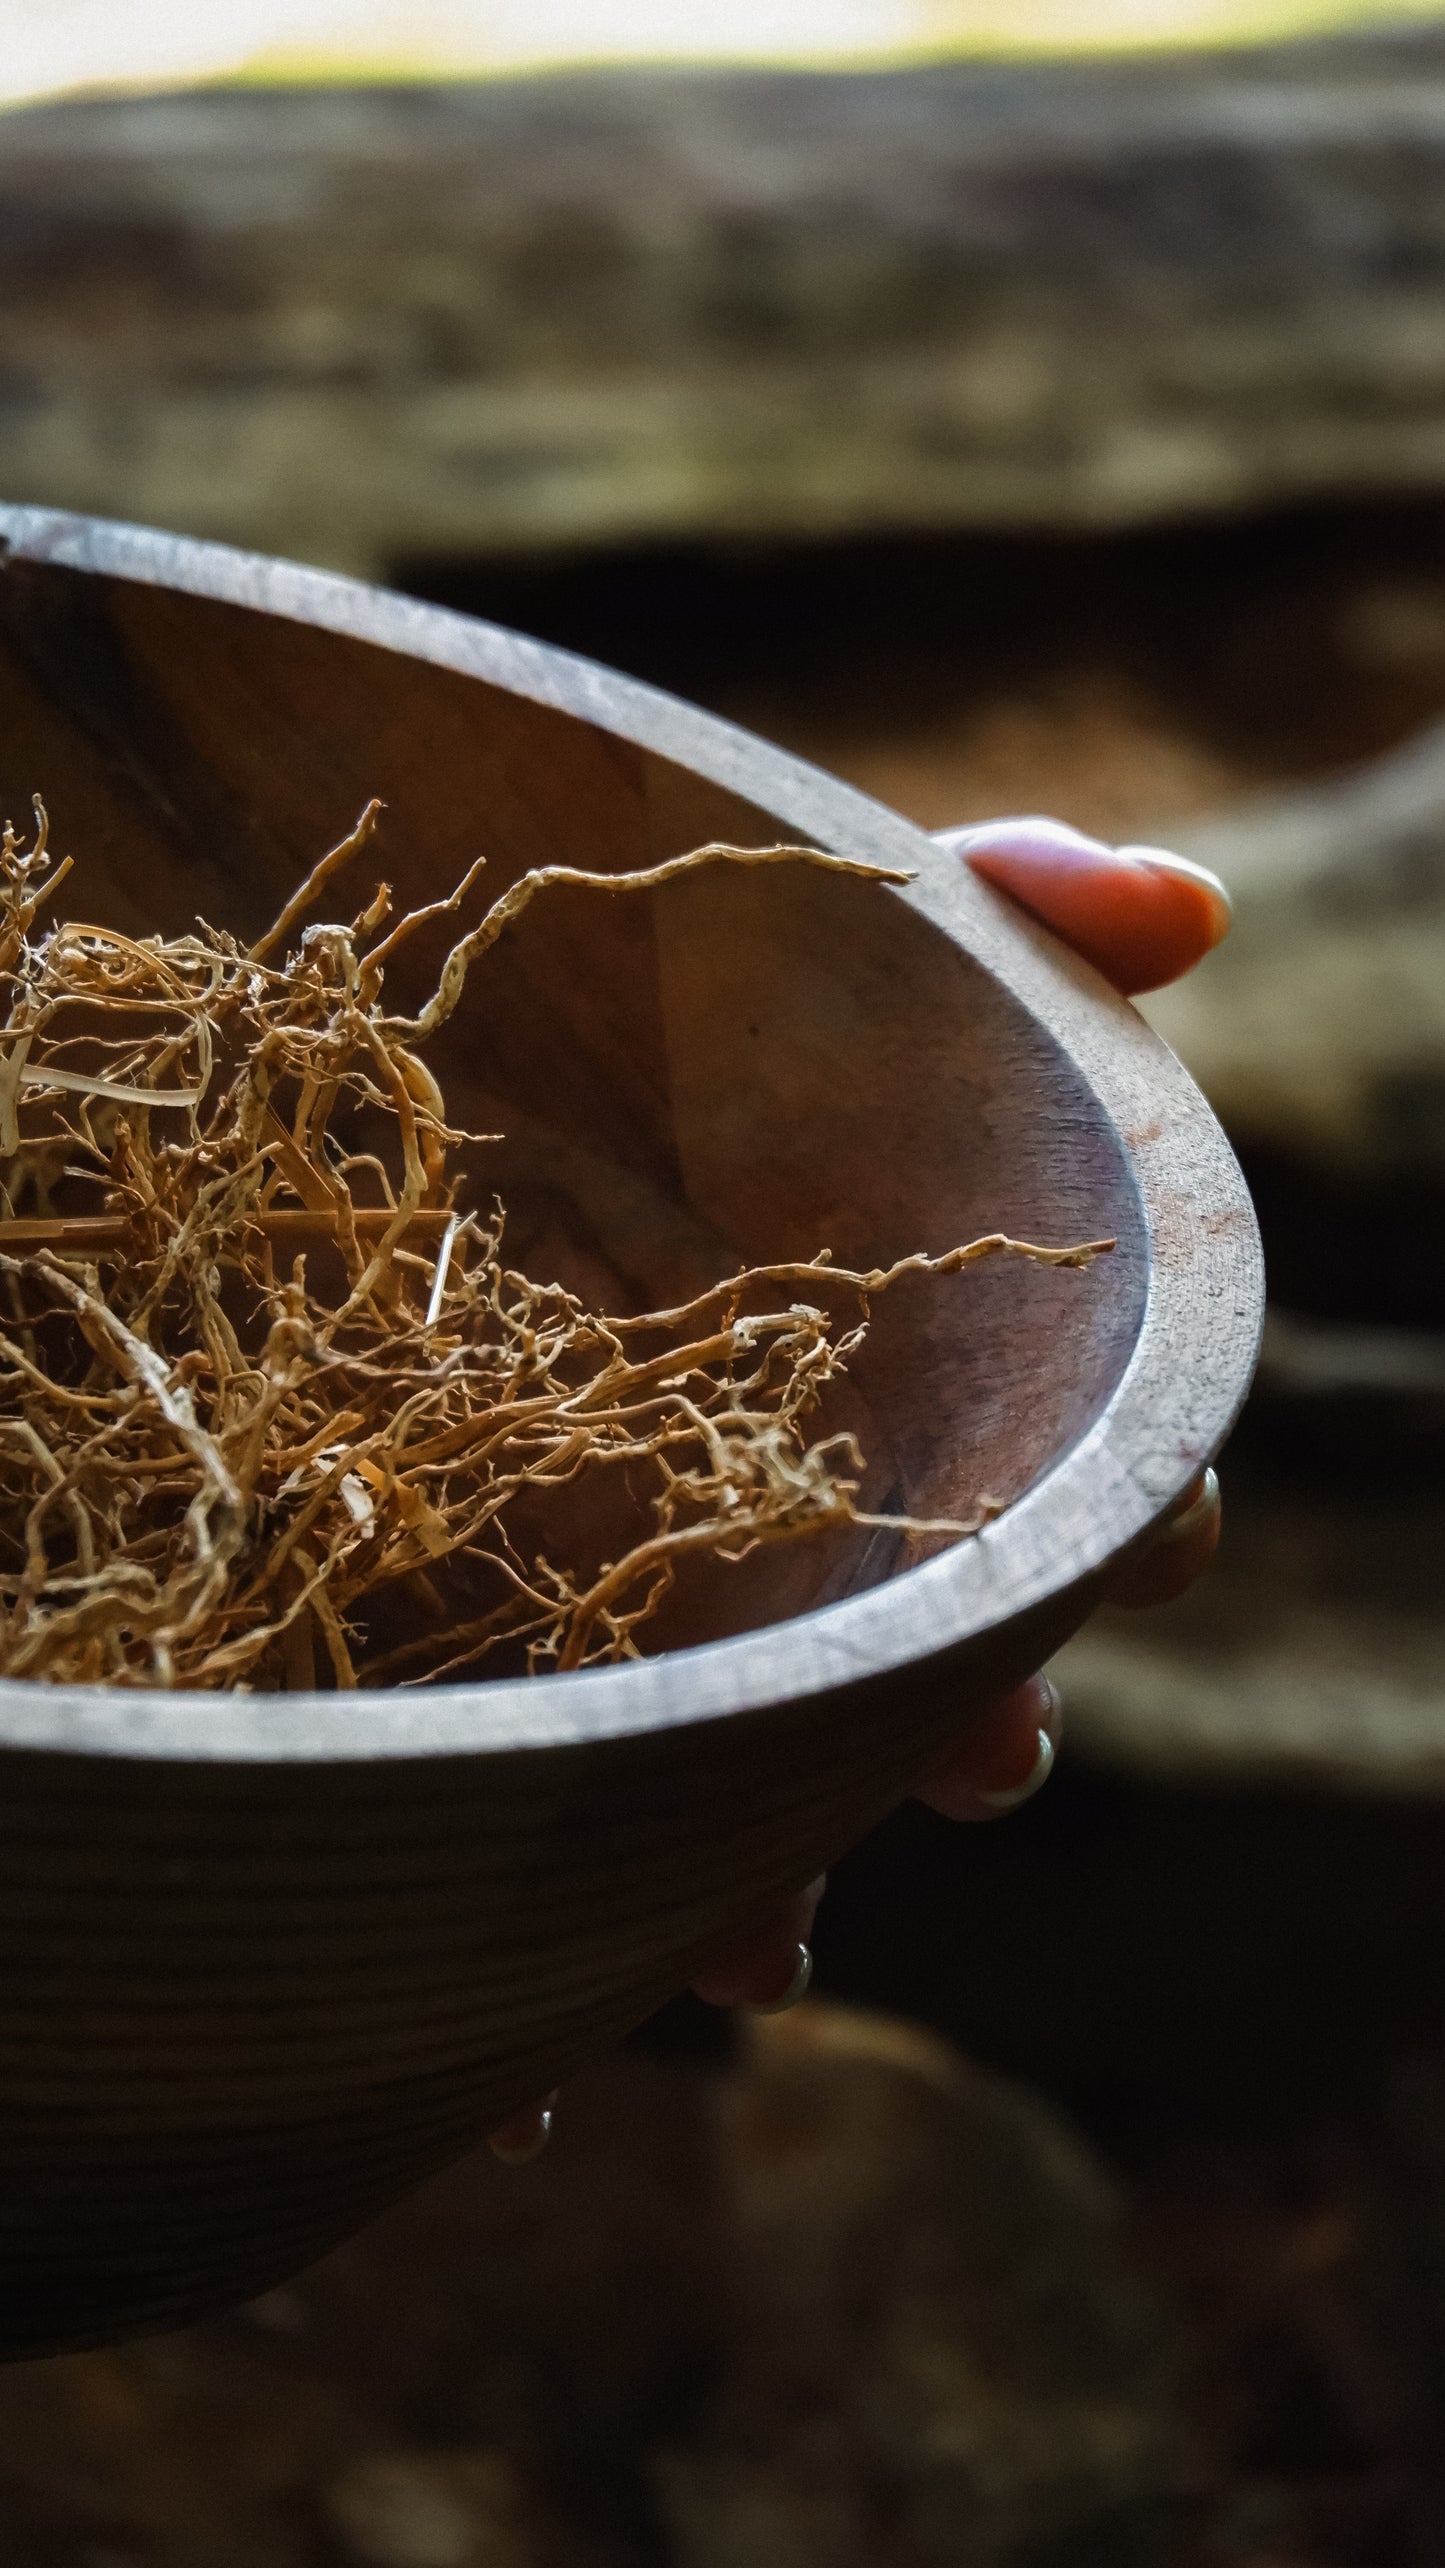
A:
[0,506,1261,2357]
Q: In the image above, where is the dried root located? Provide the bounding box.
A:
[0,802,1112,1690]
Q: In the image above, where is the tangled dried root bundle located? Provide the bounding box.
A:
[0,802,1111,1691]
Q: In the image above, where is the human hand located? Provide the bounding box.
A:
[491,816,1231,2153]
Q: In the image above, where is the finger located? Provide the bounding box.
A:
[915,1672,1060,1822]
[941,817,1231,996]
[1105,1466,1221,1609]
[691,1875,826,2011]
[488,2090,559,2165]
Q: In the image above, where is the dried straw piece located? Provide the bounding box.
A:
[0,804,1113,1691]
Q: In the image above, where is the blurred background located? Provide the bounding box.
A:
[5,4,1445,2562]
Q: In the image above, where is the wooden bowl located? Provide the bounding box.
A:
[0,506,1261,2357]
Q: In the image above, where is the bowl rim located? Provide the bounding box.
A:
[0,503,1263,1764]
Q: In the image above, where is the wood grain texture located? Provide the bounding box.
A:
[0,505,1261,2355]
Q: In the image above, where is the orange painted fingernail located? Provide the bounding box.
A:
[956,822,1232,995]
[1121,848,1233,953]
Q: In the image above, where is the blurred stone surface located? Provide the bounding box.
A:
[324,2450,544,2567]
[1056,1454,1445,1797]
[1147,716,1445,1169]
[0,2008,1184,2567]
[8,32,1445,570]
[654,2008,1186,2568]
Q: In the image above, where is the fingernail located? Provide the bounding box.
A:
[977,1724,1056,1811]
[1157,1465,1219,1546]
[942,816,1109,857]
[749,1941,814,2016]
[1122,846,1233,944]
[488,2095,558,2165]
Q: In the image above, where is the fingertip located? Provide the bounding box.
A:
[488,2092,559,2166]
[692,1934,808,2012]
[916,1674,1060,1821]
[948,818,1231,996]
[976,1723,1054,1811]
[1122,846,1233,965]
[691,1879,827,2009]
[1107,1467,1222,1608]
[747,1941,814,2016]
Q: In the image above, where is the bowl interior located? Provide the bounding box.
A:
[0,559,1148,1651]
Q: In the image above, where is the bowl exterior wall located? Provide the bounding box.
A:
[0,1585,1085,2355]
